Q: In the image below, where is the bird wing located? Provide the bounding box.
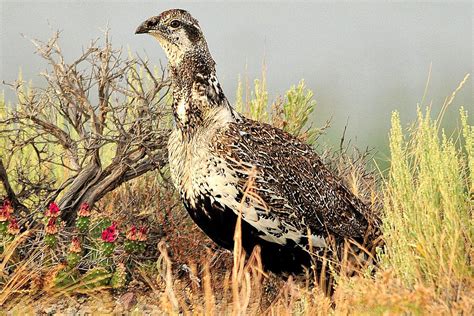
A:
[211,117,369,244]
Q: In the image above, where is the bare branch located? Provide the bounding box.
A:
[0,159,28,212]
[1,31,172,223]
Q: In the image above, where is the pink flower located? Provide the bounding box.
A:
[45,217,58,235]
[8,217,20,235]
[0,199,13,221]
[137,226,148,242]
[101,222,118,243]
[69,237,82,253]
[45,202,60,217]
[78,202,91,217]
[0,208,9,222]
[126,225,137,241]
[2,199,12,212]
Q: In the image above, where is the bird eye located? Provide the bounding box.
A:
[169,20,181,28]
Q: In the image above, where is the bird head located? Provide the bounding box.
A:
[135,9,208,67]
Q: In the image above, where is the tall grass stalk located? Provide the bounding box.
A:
[382,103,473,303]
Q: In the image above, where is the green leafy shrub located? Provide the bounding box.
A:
[236,70,327,145]
[382,106,473,302]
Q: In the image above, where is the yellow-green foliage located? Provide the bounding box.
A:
[236,71,268,122]
[382,106,473,302]
[461,109,474,192]
[282,80,319,145]
[0,77,64,204]
[236,69,322,145]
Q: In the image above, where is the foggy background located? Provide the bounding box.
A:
[1,1,472,163]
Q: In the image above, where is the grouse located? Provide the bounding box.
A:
[136,9,372,273]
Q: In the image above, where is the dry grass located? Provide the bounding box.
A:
[1,68,472,314]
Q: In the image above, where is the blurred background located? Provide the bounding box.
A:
[1,1,472,163]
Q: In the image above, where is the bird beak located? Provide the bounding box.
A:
[135,16,161,34]
[135,21,150,34]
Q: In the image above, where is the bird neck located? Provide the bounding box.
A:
[169,52,239,137]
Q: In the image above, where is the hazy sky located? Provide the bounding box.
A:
[1,1,472,159]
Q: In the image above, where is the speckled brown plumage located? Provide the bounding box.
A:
[213,118,369,238]
[136,9,373,273]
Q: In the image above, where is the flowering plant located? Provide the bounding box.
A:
[45,202,61,217]
[101,222,119,256]
[44,217,59,247]
[0,199,13,222]
[67,237,83,267]
[7,217,20,235]
[76,202,91,232]
[0,201,11,234]
[101,222,119,243]
[78,202,91,217]
[124,225,147,254]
